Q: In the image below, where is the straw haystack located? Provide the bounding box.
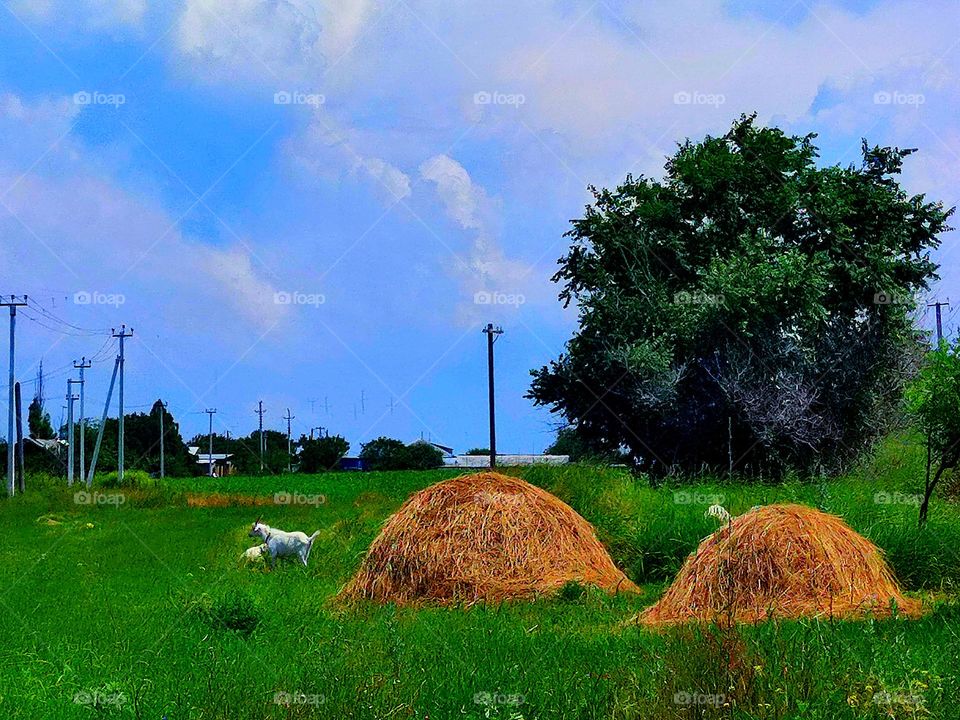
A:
[341,472,638,603]
[638,503,921,625]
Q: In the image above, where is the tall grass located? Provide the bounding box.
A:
[0,434,957,718]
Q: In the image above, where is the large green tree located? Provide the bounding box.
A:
[529,115,952,477]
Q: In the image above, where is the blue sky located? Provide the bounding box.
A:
[1,0,958,455]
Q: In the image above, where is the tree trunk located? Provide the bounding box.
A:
[920,463,947,527]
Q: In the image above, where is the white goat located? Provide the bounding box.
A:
[240,543,269,564]
[248,517,320,567]
[705,504,732,524]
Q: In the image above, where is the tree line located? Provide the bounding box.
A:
[11,397,444,477]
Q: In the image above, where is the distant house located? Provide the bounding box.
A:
[428,441,454,458]
[187,446,234,476]
[338,457,365,471]
[444,454,569,468]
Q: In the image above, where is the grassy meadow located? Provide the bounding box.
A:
[1,435,958,719]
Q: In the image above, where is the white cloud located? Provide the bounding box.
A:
[0,94,287,338]
[419,154,483,230]
[175,0,378,84]
[287,112,411,204]
[419,153,540,323]
[9,0,146,30]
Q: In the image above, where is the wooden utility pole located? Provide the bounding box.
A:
[255,401,266,472]
[928,299,950,343]
[283,408,294,472]
[2,295,27,496]
[158,401,168,479]
[482,323,504,469]
[14,382,24,492]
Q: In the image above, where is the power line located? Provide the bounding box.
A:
[25,297,112,335]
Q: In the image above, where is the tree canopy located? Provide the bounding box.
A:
[529,115,952,477]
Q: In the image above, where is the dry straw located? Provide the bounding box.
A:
[637,503,921,626]
[341,472,638,604]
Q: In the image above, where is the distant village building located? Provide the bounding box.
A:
[187,446,234,476]
[445,454,570,468]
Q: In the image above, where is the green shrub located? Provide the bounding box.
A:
[196,589,261,636]
[98,469,152,488]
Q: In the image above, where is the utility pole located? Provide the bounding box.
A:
[65,382,79,486]
[87,356,120,487]
[360,390,366,415]
[158,401,168,479]
[308,398,317,414]
[2,295,27,497]
[14,382,23,492]
[112,325,133,483]
[255,401,266,472]
[204,408,216,477]
[482,323,504,469]
[928,299,950,343]
[283,408,294,472]
[73,357,91,482]
[323,396,330,415]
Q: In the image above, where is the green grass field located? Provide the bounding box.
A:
[1,437,959,719]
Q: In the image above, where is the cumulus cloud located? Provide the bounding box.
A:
[287,112,411,204]
[419,154,483,230]
[419,154,538,323]
[0,94,287,339]
[175,0,378,83]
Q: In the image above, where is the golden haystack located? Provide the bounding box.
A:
[638,503,921,626]
[341,472,638,604]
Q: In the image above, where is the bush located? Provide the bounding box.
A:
[359,437,407,472]
[197,589,261,636]
[359,438,443,471]
[98,469,152,488]
[299,434,350,473]
[399,441,444,470]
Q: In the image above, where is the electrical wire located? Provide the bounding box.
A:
[23,297,113,336]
